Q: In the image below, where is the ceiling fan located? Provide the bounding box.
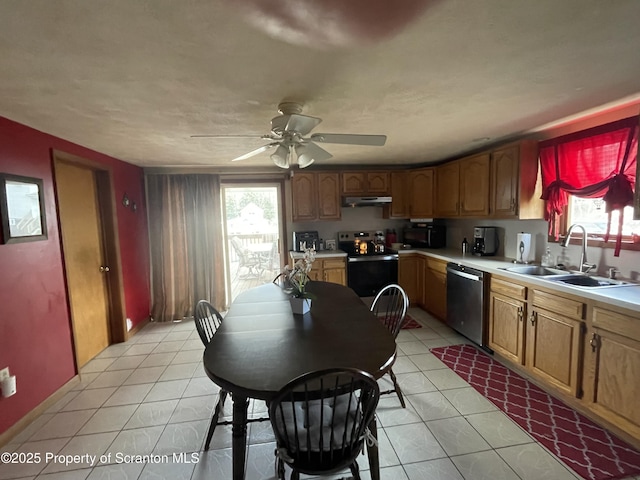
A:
[191,102,387,169]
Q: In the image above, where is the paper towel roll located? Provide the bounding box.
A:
[516,233,532,263]
[1,375,16,397]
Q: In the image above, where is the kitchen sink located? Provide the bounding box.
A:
[501,266,569,276]
[551,275,630,288]
[500,265,634,289]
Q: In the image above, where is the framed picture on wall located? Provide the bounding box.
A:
[0,173,48,244]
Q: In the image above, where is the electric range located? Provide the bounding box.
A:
[337,231,399,297]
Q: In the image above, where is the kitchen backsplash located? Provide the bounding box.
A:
[290,206,640,282]
[445,218,640,282]
[289,206,408,249]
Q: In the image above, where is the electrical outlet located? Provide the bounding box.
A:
[0,367,9,382]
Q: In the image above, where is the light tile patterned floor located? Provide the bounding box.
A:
[2,308,639,480]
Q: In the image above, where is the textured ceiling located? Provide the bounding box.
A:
[1,0,640,170]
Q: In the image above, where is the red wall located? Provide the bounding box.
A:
[0,116,151,435]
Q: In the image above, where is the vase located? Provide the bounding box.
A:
[289,296,312,314]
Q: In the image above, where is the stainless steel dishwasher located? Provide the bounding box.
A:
[446,262,486,347]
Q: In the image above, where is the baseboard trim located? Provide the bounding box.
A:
[126,316,150,340]
[0,375,80,448]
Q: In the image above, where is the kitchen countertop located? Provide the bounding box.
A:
[398,248,640,312]
[289,249,348,259]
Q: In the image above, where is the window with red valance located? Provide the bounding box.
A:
[539,116,638,256]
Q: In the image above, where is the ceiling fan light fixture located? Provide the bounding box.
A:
[271,144,290,168]
[296,149,315,169]
[296,142,332,168]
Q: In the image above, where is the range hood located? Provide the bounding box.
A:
[343,196,393,207]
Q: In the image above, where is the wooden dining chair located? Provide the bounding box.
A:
[268,368,380,480]
[370,284,409,408]
[193,300,229,450]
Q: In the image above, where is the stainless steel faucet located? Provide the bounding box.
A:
[560,224,596,273]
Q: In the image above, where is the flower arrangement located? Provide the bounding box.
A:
[283,247,316,298]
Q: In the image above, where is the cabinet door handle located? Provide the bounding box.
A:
[529,312,536,326]
[99,265,110,273]
[517,306,523,321]
[590,333,599,353]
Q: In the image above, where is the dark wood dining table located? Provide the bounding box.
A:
[203,280,397,480]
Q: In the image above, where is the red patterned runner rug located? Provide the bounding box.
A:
[401,314,422,329]
[430,344,640,480]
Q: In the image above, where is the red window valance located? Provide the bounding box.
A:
[539,116,638,256]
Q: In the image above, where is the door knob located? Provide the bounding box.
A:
[99,266,110,273]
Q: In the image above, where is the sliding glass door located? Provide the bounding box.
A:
[221,183,284,305]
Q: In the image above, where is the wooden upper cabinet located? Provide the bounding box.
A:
[408,168,434,218]
[291,172,340,222]
[459,153,491,217]
[384,171,409,218]
[366,171,390,194]
[491,140,544,219]
[342,171,390,195]
[291,172,317,222]
[435,162,460,217]
[491,145,519,217]
[317,173,341,220]
[430,140,543,220]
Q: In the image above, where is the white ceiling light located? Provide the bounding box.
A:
[296,142,333,169]
[270,144,290,169]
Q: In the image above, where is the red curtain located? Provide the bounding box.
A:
[539,116,638,256]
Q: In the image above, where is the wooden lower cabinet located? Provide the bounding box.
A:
[488,291,525,364]
[321,258,347,285]
[528,289,585,397]
[526,306,584,397]
[488,277,527,364]
[416,256,426,307]
[489,278,585,397]
[423,257,446,320]
[487,276,640,447]
[583,306,640,442]
[300,257,346,286]
[398,254,419,305]
[289,257,347,286]
[399,253,445,317]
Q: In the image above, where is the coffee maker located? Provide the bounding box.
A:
[472,227,498,256]
[292,231,319,252]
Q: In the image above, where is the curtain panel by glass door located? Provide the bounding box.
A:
[146,174,226,321]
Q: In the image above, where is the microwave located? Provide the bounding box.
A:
[403,224,446,249]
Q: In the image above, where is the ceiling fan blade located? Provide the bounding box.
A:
[310,133,387,146]
[231,143,279,161]
[284,114,322,136]
[191,134,275,139]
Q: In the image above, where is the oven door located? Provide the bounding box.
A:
[347,257,398,297]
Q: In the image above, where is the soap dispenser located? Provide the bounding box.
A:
[541,246,554,267]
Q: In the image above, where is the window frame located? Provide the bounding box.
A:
[551,199,640,252]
